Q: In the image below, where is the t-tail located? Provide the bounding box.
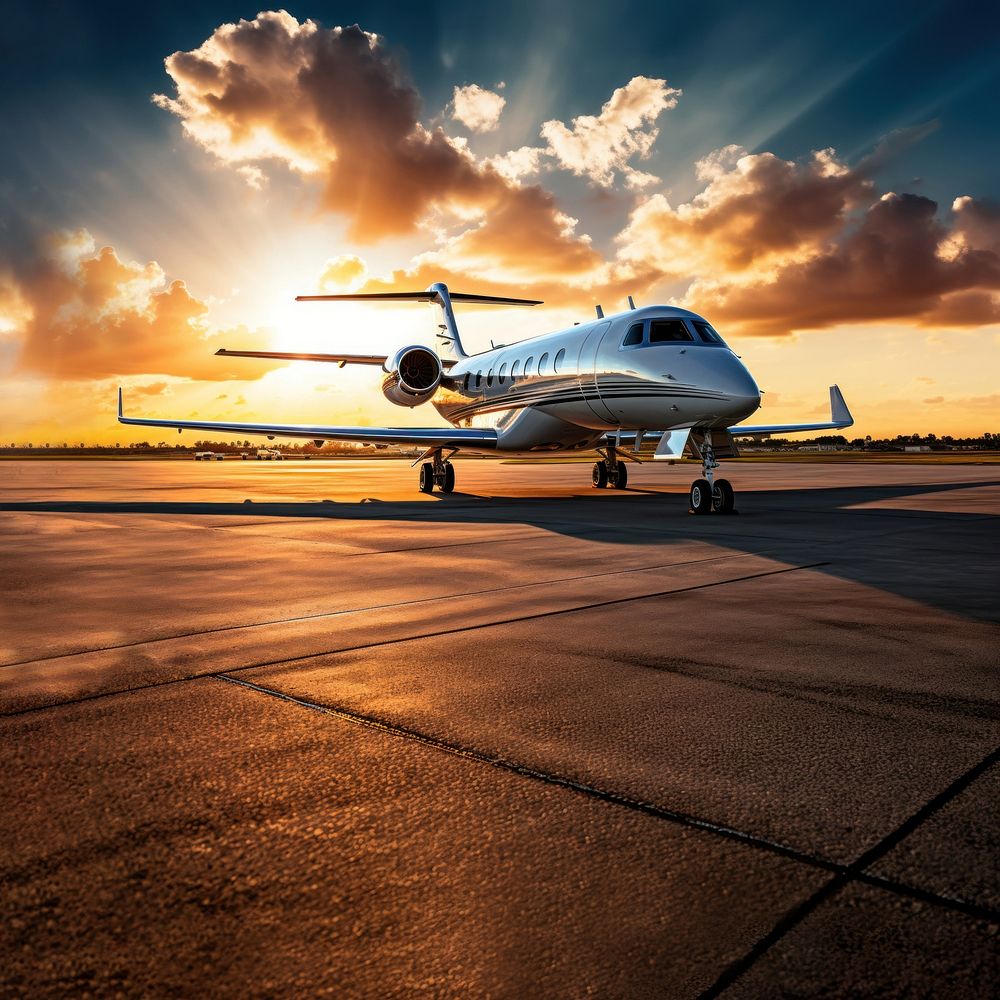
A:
[294,282,542,364]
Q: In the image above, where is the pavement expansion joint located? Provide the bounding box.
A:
[0,559,832,720]
[699,743,1000,998]
[215,673,1000,933]
[0,548,773,671]
[220,560,833,676]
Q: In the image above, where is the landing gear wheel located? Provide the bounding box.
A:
[712,478,735,514]
[611,461,628,489]
[441,461,456,494]
[592,462,608,488]
[690,478,712,515]
[419,462,434,493]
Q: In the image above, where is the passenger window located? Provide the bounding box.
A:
[525,356,534,375]
[692,321,725,345]
[538,352,549,374]
[498,362,507,384]
[622,322,644,347]
[554,348,566,372]
[511,359,521,379]
[486,369,494,387]
[649,320,694,343]
[475,371,482,388]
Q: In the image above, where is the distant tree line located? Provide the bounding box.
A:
[0,439,385,455]
[733,432,999,451]
[2,432,997,454]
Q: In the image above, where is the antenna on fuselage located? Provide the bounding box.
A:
[595,304,604,319]
[627,295,636,310]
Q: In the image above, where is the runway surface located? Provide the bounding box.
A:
[1,458,997,997]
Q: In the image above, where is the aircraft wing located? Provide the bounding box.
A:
[215,349,459,368]
[728,385,854,437]
[117,389,496,449]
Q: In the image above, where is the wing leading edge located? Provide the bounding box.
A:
[728,385,854,437]
[116,389,496,450]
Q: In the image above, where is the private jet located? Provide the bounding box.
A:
[118,283,853,513]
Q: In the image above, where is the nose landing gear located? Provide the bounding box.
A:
[689,430,737,515]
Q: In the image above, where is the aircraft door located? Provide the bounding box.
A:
[577,321,617,424]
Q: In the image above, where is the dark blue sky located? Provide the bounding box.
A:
[3,0,999,215]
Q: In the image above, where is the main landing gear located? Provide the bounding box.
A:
[689,430,736,515]
[592,446,629,490]
[418,449,456,494]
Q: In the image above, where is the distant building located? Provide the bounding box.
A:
[903,445,932,452]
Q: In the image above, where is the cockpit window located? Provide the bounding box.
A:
[692,321,726,345]
[649,320,694,343]
[622,322,644,347]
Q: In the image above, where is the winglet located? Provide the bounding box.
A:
[117,386,123,420]
[830,384,852,426]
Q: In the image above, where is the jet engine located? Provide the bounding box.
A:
[381,345,443,407]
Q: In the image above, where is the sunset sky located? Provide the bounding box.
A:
[1,0,998,443]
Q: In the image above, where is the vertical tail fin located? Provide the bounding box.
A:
[427,282,467,361]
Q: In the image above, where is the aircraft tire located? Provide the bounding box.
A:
[442,462,456,493]
[419,462,435,493]
[612,462,628,489]
[690,478,712,514]
[592,462,608,488]
[712,478,735,514]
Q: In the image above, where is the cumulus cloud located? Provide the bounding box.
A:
[6,231,280,380]
[618,146,873,276]
[147,14,1000,340]
[483,145,545,183]
[153,10,600,287]
[451,83,506,132]
[539,76,680,187]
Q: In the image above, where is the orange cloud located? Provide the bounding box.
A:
[618,145,873,276]
[8,232,280,381]
[684,192,1000,336]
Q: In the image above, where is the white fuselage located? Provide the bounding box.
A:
[430,305,761,454]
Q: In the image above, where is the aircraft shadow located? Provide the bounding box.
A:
[1,478,998,622]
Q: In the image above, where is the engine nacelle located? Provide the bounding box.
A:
[381,345,443,407]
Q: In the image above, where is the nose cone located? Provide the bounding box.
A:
[720,353,761,421]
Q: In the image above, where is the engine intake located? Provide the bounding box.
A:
[381,346,443,407]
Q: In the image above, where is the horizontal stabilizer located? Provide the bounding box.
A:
[216,349,390,366]
[296,291,542,306]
